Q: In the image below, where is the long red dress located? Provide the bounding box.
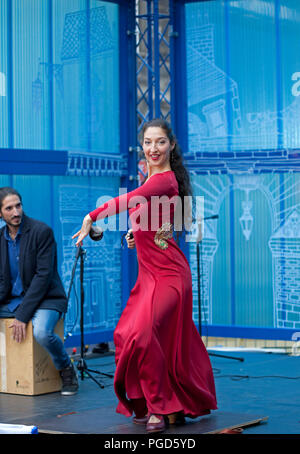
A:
[89,170,217,418]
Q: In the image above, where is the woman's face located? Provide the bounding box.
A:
[143,126,174,170]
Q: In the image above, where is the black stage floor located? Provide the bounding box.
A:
[0,395,267,435]
[34,409,267,435]
[0,353,269,436]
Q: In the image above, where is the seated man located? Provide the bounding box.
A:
[0,187,78,395]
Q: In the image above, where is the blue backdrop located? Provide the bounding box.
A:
[0,0,133,346]
[184,0,300,341]
[1,0,299,345]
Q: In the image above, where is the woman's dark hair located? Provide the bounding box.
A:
[0,187,22,210]
[140,118,193,235]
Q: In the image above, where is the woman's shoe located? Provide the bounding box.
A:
[166,412,185,425]
[133,415,149,425]
[131,398,148,425]
[146,414,166,433]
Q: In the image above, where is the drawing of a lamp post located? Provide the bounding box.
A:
[236,175,259,241]
[239,190,253,241]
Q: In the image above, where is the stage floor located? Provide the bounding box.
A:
[0,350,299,436]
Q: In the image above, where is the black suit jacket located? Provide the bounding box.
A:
[0,214,68,323]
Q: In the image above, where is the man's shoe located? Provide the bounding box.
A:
[60,362,79,396]
[146,414,166,433]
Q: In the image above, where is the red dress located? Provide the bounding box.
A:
[89,171,217,418]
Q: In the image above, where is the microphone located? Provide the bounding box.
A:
[121,229,133,248]
[195,215,218,243]
[89,225,104,242]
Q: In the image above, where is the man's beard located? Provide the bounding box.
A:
[5,215,22,227]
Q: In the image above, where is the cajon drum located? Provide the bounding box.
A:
[0,318,64,395]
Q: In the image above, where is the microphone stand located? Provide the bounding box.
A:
[67,245,113,389]
[197,215,244,362]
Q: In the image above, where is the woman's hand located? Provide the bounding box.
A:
[126,229,135,249]
[72,214,93,247]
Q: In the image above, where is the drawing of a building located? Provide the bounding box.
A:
[269,210,300,329]
[186,15,242,152]
[59,185,122,336]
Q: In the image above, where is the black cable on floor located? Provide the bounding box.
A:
[214,373,300,380]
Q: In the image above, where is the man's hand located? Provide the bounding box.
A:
[9,319,27,343]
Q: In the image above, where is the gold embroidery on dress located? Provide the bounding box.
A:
[154,223,173,250]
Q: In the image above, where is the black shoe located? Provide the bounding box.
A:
[60,362,79,396]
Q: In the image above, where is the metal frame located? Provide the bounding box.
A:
[133,0,188,148]
[119,0,139,308]
[135,0,174,133]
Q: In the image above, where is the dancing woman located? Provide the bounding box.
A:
[73,119,217,433]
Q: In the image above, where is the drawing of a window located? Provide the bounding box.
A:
[202,100,227,137]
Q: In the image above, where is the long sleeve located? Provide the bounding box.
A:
[0,235,10,304]
[89,171,177,222]
[15,226,56,323]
